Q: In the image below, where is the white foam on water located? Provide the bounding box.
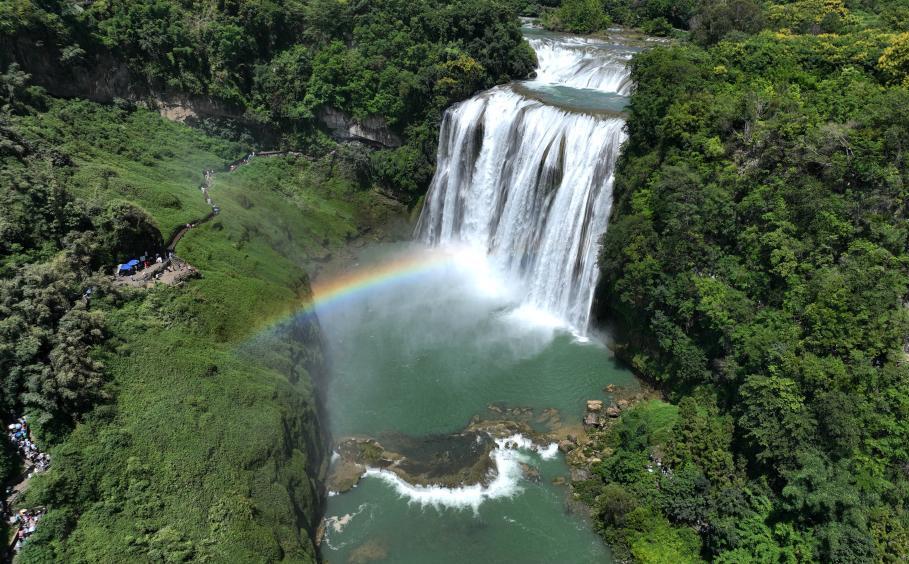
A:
[415,30,631,335]
[537,442,560,460]
[499,433,560,461]
[416,86,626,333]
[322,503,371,550]
[363,433,560,512]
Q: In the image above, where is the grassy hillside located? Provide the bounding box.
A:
[2,96,398,562]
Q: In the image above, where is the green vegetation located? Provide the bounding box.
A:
[5,0,909,562]
[0,1,535,559]
[586,0,909,561]
[542,0,613,33]
[541,0,699,36]
[538,0,775,38]
[0,0,535,200]
[0,83,402,559]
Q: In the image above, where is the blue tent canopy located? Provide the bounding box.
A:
[118,259,140,272]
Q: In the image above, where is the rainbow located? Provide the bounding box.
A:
[299,249,456,317]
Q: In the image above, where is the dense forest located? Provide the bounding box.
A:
[1,0,536,198]
[0,0,532,561]
[580,0,909,561]
[4,0,909,562]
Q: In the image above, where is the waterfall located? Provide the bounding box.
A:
[416,32,630,331]
[526,36,634,95]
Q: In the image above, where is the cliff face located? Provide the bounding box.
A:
[6,36,400,149]
[317,107,403,148]
[7,36,231,114]
[243,295,333,557]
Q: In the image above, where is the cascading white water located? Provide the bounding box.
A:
[416,31,631,331]
[526,36,634,95]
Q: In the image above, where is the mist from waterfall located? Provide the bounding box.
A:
[416,33,631,331]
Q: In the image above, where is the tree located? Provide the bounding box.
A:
[690,0,764,45]
[737,375,815,473]
[543,0,610,34]
[878,32,909,86]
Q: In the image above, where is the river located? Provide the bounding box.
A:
[318,25,638,564]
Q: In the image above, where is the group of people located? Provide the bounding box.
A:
[6,418,50,472]
[225,150,302,172]
[228,151,256,172]
[10,507,44,552]
[116,253,168,277]
[5,417,50,553]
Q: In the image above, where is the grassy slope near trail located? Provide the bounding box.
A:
[15,99,397,562]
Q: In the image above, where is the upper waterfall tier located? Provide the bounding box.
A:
[525,32,636,95]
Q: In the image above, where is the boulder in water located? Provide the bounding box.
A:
[586,400,603,412]
[558,440,576,453]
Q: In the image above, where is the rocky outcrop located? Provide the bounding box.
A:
[328,431,495,492]
[2,36,278,142]
[317,107,402,148]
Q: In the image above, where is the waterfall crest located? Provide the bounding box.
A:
[416,31,631,331]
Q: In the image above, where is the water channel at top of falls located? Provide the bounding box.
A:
[318,23,642,564]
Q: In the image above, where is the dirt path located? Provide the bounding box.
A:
[163,151,304,253]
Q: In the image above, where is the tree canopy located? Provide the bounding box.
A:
[584,0,909,561]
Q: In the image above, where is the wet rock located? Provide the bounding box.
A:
[334,432,495,488]
[349,538,389,563]
[586,400,604,412]
[520,462,541,482]
[606,406,621,418]
[465,418,535,439]
[326,458,366,494]
[616,399,630,409]
[605,384,617,393]
[558,440,576,453]
[583,413,600,427]
[552,476,566,486]
[487,403,505,414]
[536,408,563,434]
